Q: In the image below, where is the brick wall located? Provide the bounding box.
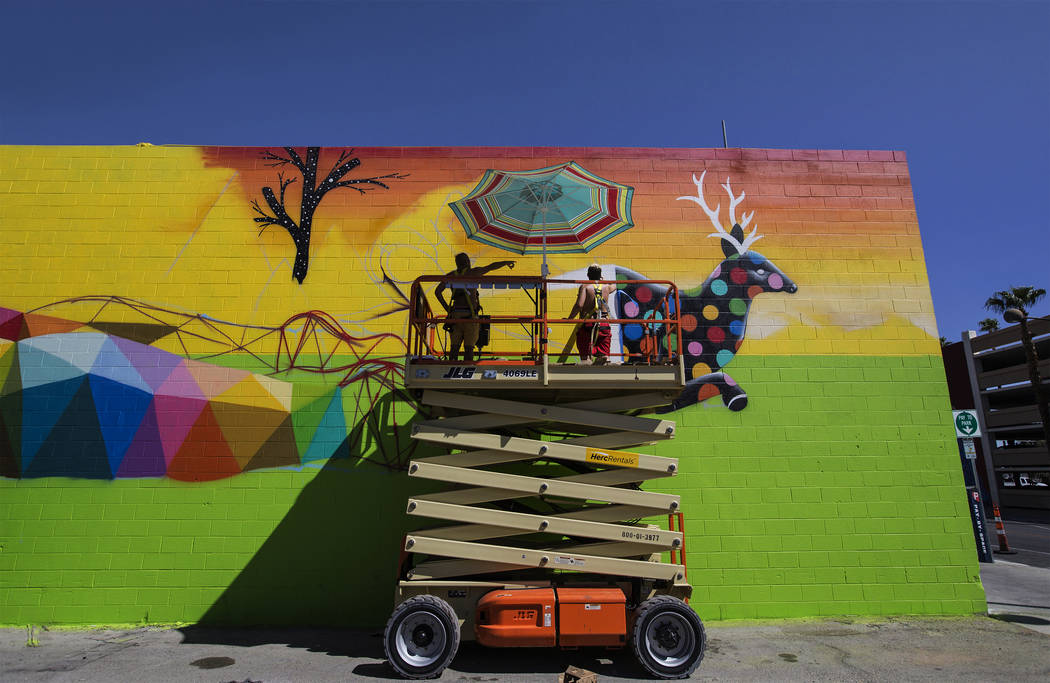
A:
[0,145,984,626]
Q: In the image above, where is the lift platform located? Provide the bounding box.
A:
[404,274,686,390]
[384,274,705,680]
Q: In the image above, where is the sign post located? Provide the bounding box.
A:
[952,410,992,563]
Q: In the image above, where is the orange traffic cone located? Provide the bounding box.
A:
[991,504,1017,554]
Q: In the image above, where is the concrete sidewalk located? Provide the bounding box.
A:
[981,558,1050,635]
[2,562,1047,682]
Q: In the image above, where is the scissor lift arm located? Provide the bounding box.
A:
[384,276,703,680]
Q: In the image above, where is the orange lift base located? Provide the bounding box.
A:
[556,587,627,648]
[476,587,556,647]
[475,587,627,649]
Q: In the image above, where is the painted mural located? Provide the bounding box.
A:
[0,154,798,480]
[0,298,415,480]
[611,171,799,412]
[0,145,983,627]
[251,147,407,284]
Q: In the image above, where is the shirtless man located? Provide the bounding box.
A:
[566,264,614,365]
[435,253,515,362]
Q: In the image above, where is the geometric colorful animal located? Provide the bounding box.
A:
[0,330,308,481]
[0,302,416,481]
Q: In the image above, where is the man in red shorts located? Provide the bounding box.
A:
[567,264,613,365]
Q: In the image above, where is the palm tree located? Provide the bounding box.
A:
[985,286,1049,450]
[984,286,1046,318]
[978,318,1000,333]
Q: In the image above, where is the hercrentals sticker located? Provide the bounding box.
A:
[585,447,639,468]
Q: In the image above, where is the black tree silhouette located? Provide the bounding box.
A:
[251,147,406,284]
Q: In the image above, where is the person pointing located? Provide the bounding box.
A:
[435,253,515,362]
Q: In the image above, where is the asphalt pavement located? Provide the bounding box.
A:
[997,508,1050,569]
[2,610,1048,682]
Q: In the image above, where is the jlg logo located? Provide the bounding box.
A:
[441,366,476,379]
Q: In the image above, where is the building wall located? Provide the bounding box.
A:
[0,145,985,626]
[948,325,1050,509]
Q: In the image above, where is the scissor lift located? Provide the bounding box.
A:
[383,274,705,680]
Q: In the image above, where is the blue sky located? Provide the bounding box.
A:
[2,0,1047,337]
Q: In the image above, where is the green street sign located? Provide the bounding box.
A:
[952,410,981,438]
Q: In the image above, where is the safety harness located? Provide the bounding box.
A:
[451,267,480,316]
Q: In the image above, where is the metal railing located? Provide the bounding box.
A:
[407,274,682,364]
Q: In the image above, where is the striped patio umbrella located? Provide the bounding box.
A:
[449,162,634,276]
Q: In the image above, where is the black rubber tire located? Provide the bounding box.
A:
[630,595,706,679]
[383,595,460,679]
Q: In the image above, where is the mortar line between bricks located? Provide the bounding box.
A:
[165,171,238,276]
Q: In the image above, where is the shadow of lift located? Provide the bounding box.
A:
[174,390,665,679]
[180,392,433,633]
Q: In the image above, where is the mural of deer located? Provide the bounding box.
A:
[610,171,797,413]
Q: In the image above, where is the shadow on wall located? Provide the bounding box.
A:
[192,392,441,630]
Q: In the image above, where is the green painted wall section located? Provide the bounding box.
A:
[646,354,984,619]
[0,464,434,626]
[0,354,984,626]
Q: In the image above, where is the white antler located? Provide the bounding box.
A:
[722,177,763,252]
[677,170,723,232]
[677,171,764,254]
[721,179,753,230]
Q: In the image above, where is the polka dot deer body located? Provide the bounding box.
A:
[614,172,797,413]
